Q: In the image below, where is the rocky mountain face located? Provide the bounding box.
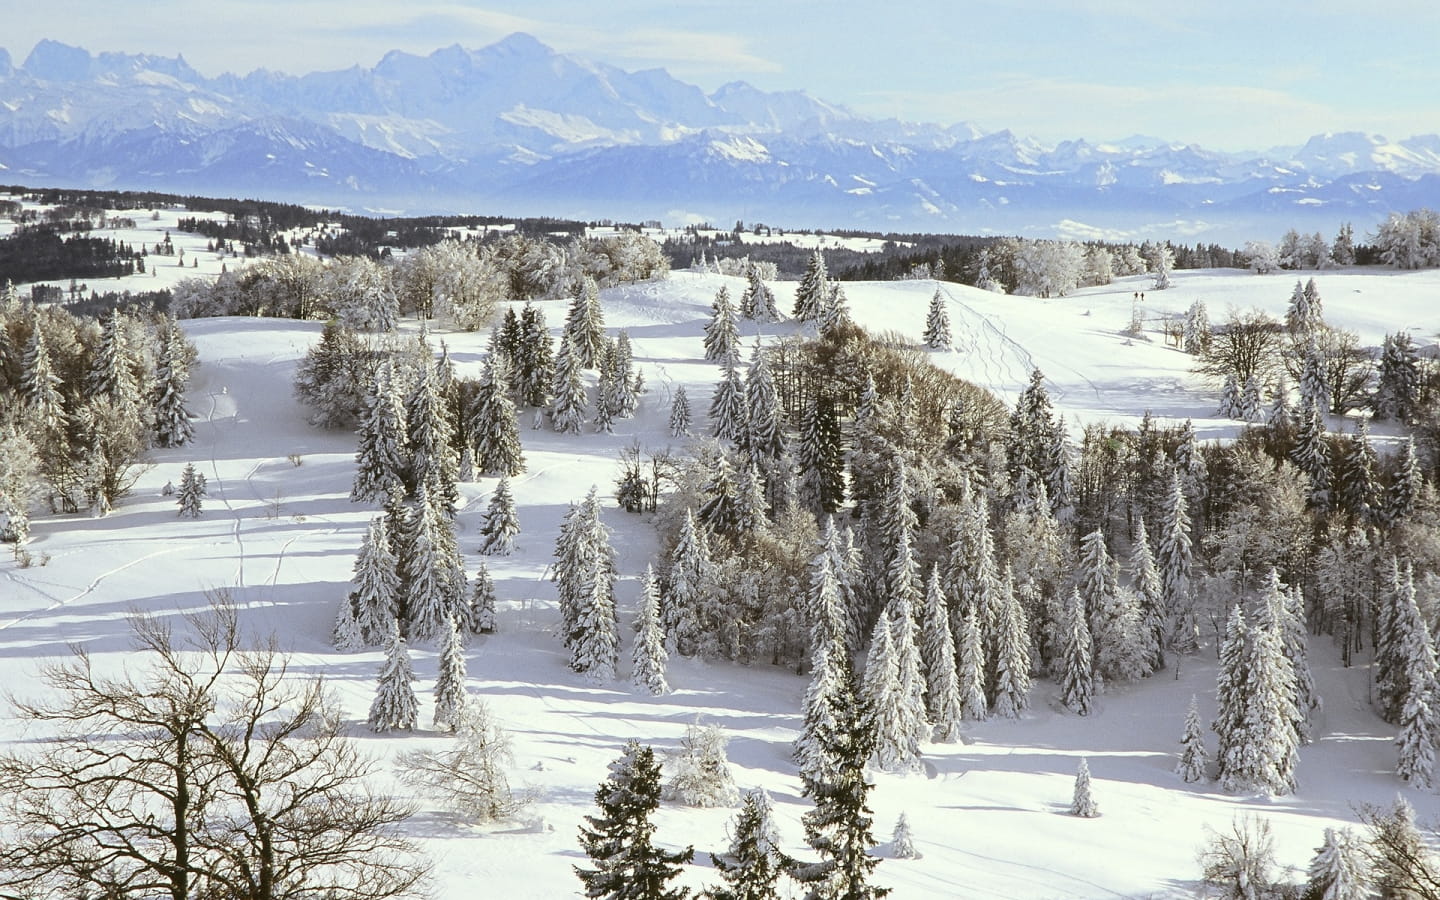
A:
[1,34,1434,241]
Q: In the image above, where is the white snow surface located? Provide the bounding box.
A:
[6,258,1440,898]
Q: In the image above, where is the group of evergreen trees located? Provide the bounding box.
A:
[0,287,197,541]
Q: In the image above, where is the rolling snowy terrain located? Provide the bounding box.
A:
[4,209,1440,897]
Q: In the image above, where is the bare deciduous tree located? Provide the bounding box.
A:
[1195,309,1286,387]
[0,597,428,900]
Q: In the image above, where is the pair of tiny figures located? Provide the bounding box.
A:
[1132,291,1147,301]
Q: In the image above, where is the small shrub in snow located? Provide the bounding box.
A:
[663,720,738,808]
[1198,814,1278,900]
[397,701,526,823]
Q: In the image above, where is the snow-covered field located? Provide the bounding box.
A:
[5,258,1440,898]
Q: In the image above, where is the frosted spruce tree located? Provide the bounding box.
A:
[1291,399,1332,510]
[575,741,693,899]
[478,475,520,555]
[1177,695,1209,783]
[556,488,619,682]
[515,302,554,408]
[332,595,365,652]
[709,788,793,900]
[922,288,951,349]
[350,516,401,645]
[704,286,741,365]
[739,264,781,323]
[990,572,1032,719]
[1129,518,1167,672]
[664,508,712,658]
[663,720,739,808]
[20,327,66,436]
[881,531,930,767]
[1059,588,1095,716]
[744,349,787,503]
[403,485,465,643]
[1304,827,1371,900]
[792,669,887,900]
[1267,375,1294,428]
[433,616,469,731]
[1223,601,1299,796]
[1183,299,1210,354]
[1385,436,1422,528]
[176,462,206,518]
[1239,375,1263,423]
[464,560,497,635]
[668,385,692,438]
[470,356,524,478]
[632,565,670,696]
[563,276,607,370]
[919,566,964,738]
[709,363,748,445]
[1070,758,1099,818]
[351,364,408,503]
[1393,563,1438,789]
[891,813,919,860]
[1338,421,1380,526]
[1375,330,1421,423]
[797,392,845,516]
[368,619,419,733]
[404,362,459,516]
[792,248,829,323]
[151,319,194,448]
[795,611,852,796]
[1218,373,1243,419]
[547,335,588,435]
[957,607,989,722]
[1157,473,1196,653]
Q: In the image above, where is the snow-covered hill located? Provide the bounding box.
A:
[1,34,1437,242]
[6,257,1440,897]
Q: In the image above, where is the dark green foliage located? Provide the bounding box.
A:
[576,742,694,900]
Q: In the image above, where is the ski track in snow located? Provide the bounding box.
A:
[0,545,184,632]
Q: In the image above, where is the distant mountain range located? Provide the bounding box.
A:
[1,33,1435,242]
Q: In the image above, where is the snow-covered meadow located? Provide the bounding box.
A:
[5,252,1440,897]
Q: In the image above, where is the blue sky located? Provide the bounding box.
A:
[5,0,1436,150]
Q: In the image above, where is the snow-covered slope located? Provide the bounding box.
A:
[1,35,1437,241]
[6,253,1440,897]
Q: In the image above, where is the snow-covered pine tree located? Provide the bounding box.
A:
[405,361,459,516]
[1183,300,1210,354]
[668,385,692,438]
[882,532,930,765]
[571,567,620,683]
[575,741,693,898]
[890,813,920,860]
[593,340,620,434]
[1393,564,1439,788]
[792,668,887,900]
[1157,473,1196,653]
[1385,436,1422,528]
[1059,587,1095,716]
[1304,827,1371,900]
[403,485,466,643]
[1375,331,1421,423]
[739,264,781,323]
[470,356,525,477]
[792,249,829,323]
[546,333,588,435]
[478,475,520,555]
[709,789,792,900]
[1214,604,1250,789]
[990,571,1032,719]
[611,330,639,418]
[1129,518,1167,673]
[1290,399,1332,510]
[464,560,497,635]
[922,288,951,349]
[515,302,555,408]
[332,594,365,652]
[697,451,741,538]
[704,286,741,365]
[808,520,850,658]
[564,276,607,370]
[433,616,469,731]
[1177,695,1209,783]
[1298,335,1331,417]
[820,282,850,335]
[1226,600,1300,795]
[633,565,669,696]
[1267,376,1295,429]
[351,516,401,645]
[797,392,845,516]
[663,720,739,808]
[151,319,194,447]
[1338,420,1379,526]
[863,616,920,774]
[1263,573,1316,743]
[19,327,66,435]
[709,363,748,444]
[664,508,711,657]
[956,606,988,722]
[368,619,419,733]
[87,309,142,421]
[558,489,619,681]
[744,350,787,502]
[1218,373,1243,419]
[1304,277,1324,321]
[1369,795,1427,900]
[795,611,852,797]
[176,462,206,518]
[351,364,409,503]
[1239,375,1263,423]
[1070,758,1099,817]
[1286,279,1316,334]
